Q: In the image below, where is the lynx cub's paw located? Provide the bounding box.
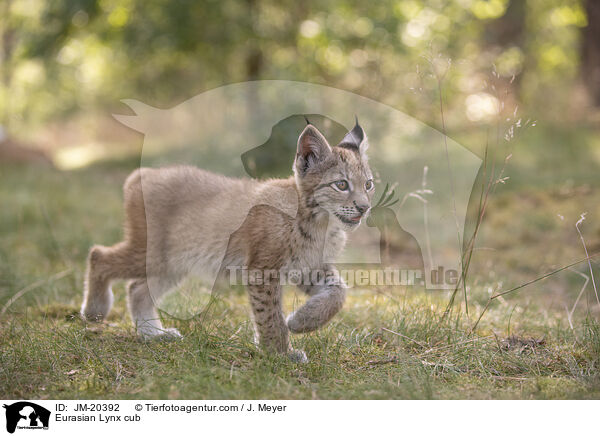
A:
[288,349,308,363]
[286,311,312,334]
[80,287,114,322]
[161,327,183,339]
[138,327,183,341]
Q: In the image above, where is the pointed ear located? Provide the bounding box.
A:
[338,117,369,157]
[295,124,332,172]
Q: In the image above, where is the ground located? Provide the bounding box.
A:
[1,125,600,399]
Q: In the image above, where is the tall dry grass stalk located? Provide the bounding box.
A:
[425,54,467,316]
[575,213,599,306]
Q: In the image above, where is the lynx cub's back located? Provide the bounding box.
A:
[81,119,374,361]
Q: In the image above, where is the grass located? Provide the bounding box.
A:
[2,287,600,399]
[2,129,600,399]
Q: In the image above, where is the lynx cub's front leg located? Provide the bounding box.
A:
[247,279,307,363]
[287,267,346,334]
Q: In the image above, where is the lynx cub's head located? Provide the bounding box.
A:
[293,119,374,231]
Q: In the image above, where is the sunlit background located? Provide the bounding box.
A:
[0,0,597,168]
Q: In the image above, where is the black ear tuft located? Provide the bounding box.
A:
[304,115,311,125]
[338,117,364,151]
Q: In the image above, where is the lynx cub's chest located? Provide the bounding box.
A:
[286,221,347,272]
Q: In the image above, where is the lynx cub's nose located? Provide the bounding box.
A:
[354,201,369,215]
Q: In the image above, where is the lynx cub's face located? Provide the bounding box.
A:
[294,120,374,230]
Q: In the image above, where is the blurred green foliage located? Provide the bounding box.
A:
[0,0,592,132]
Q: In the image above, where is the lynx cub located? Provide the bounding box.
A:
[81,119,374,361]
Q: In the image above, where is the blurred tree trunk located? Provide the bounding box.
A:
[245,0,263,81]
[485,0,525,92]
[245,0,263,122]
[0,0,15,129]
[582,0,600,107]
[486,1,525,49]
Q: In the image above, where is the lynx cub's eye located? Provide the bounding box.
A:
[333,180,349,191]
[365,179,374,191]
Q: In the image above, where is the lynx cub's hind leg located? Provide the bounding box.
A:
[81,242,145,321]
[81,245,117,321]
[127,279,182,340]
